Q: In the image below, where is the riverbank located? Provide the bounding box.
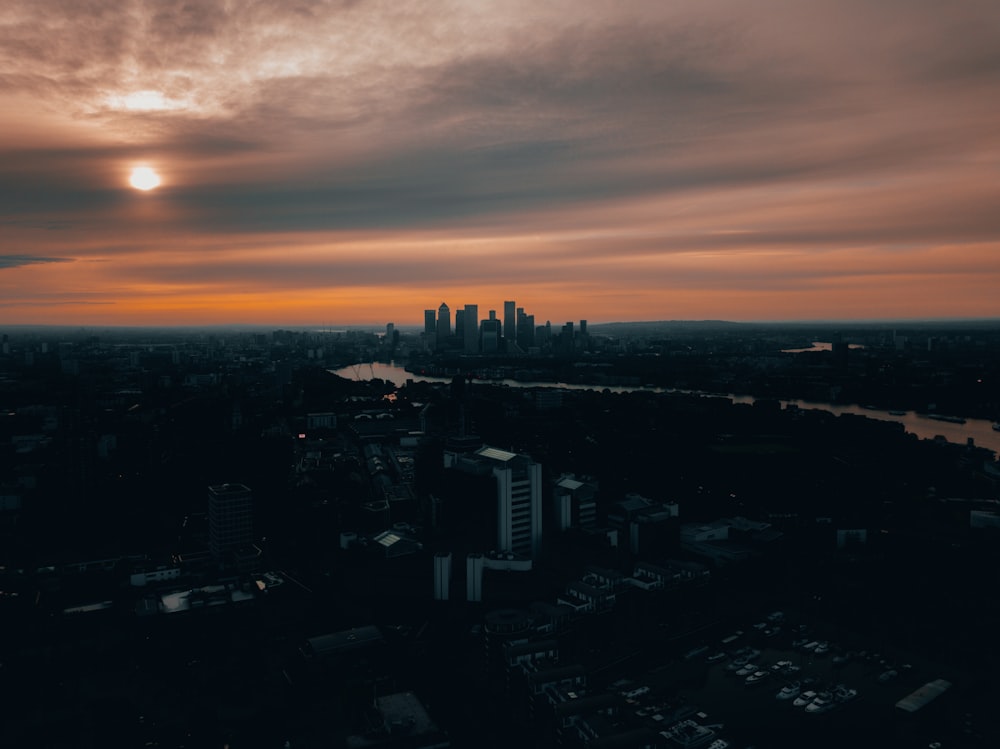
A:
[329,362,1000,458]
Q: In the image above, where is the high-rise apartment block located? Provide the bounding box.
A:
[208,483,253,559]
[552,474,599,532]
[446,445,543,559]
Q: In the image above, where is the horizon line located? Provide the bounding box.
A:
[3,316,1000,333]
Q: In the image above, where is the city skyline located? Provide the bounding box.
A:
[2,1,999,327]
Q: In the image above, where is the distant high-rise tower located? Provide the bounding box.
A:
[517,310,535,350]
[437,302,451,345]
[464,304,479,353]
[560,322,575,354]
[481,317,501,353]
[208,483,253,559]
[503,301,516,346]
[424,309,436,346]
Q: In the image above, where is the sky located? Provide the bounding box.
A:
[2,0,999,327]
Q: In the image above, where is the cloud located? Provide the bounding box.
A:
[0,254,74,269]
[1,1,998,323]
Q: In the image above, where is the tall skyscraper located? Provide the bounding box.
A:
[436,302,451,345]
[480,317,501,353]
[536,321,551,347]
[424,309,437,350]
[464,304,479,353]
[559,321,575,354]
[208,483,253,559]
[503,301,515,347]
[517,310,535,350]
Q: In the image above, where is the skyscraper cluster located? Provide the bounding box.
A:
[423,299,579,354]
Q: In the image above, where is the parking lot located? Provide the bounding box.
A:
[640,615,990,748]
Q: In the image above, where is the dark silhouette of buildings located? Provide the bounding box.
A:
[436,302,450,347]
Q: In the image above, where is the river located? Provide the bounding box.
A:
[330,362,1000,457]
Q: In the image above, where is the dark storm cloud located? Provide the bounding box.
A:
[0,254,73,269]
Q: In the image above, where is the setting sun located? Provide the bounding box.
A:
[129,166,161,191]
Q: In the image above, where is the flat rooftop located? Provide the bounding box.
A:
[476,446,518,462]
[306,625,384,658]
[896,678,952,713]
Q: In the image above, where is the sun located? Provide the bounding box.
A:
[129,167,161,191]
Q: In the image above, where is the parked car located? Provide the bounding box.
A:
[745,670,770,686]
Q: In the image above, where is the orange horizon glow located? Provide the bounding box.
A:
[3,269,997,328]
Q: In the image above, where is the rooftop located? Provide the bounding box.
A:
[306,625,385,658]
[344,691,445,748]
[476,446,518,463]
[207,482,252,498]
[895,678,952,713]
[376,691,437,735]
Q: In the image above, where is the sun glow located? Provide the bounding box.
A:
[107,90,187,112]
[129,167,161,191]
